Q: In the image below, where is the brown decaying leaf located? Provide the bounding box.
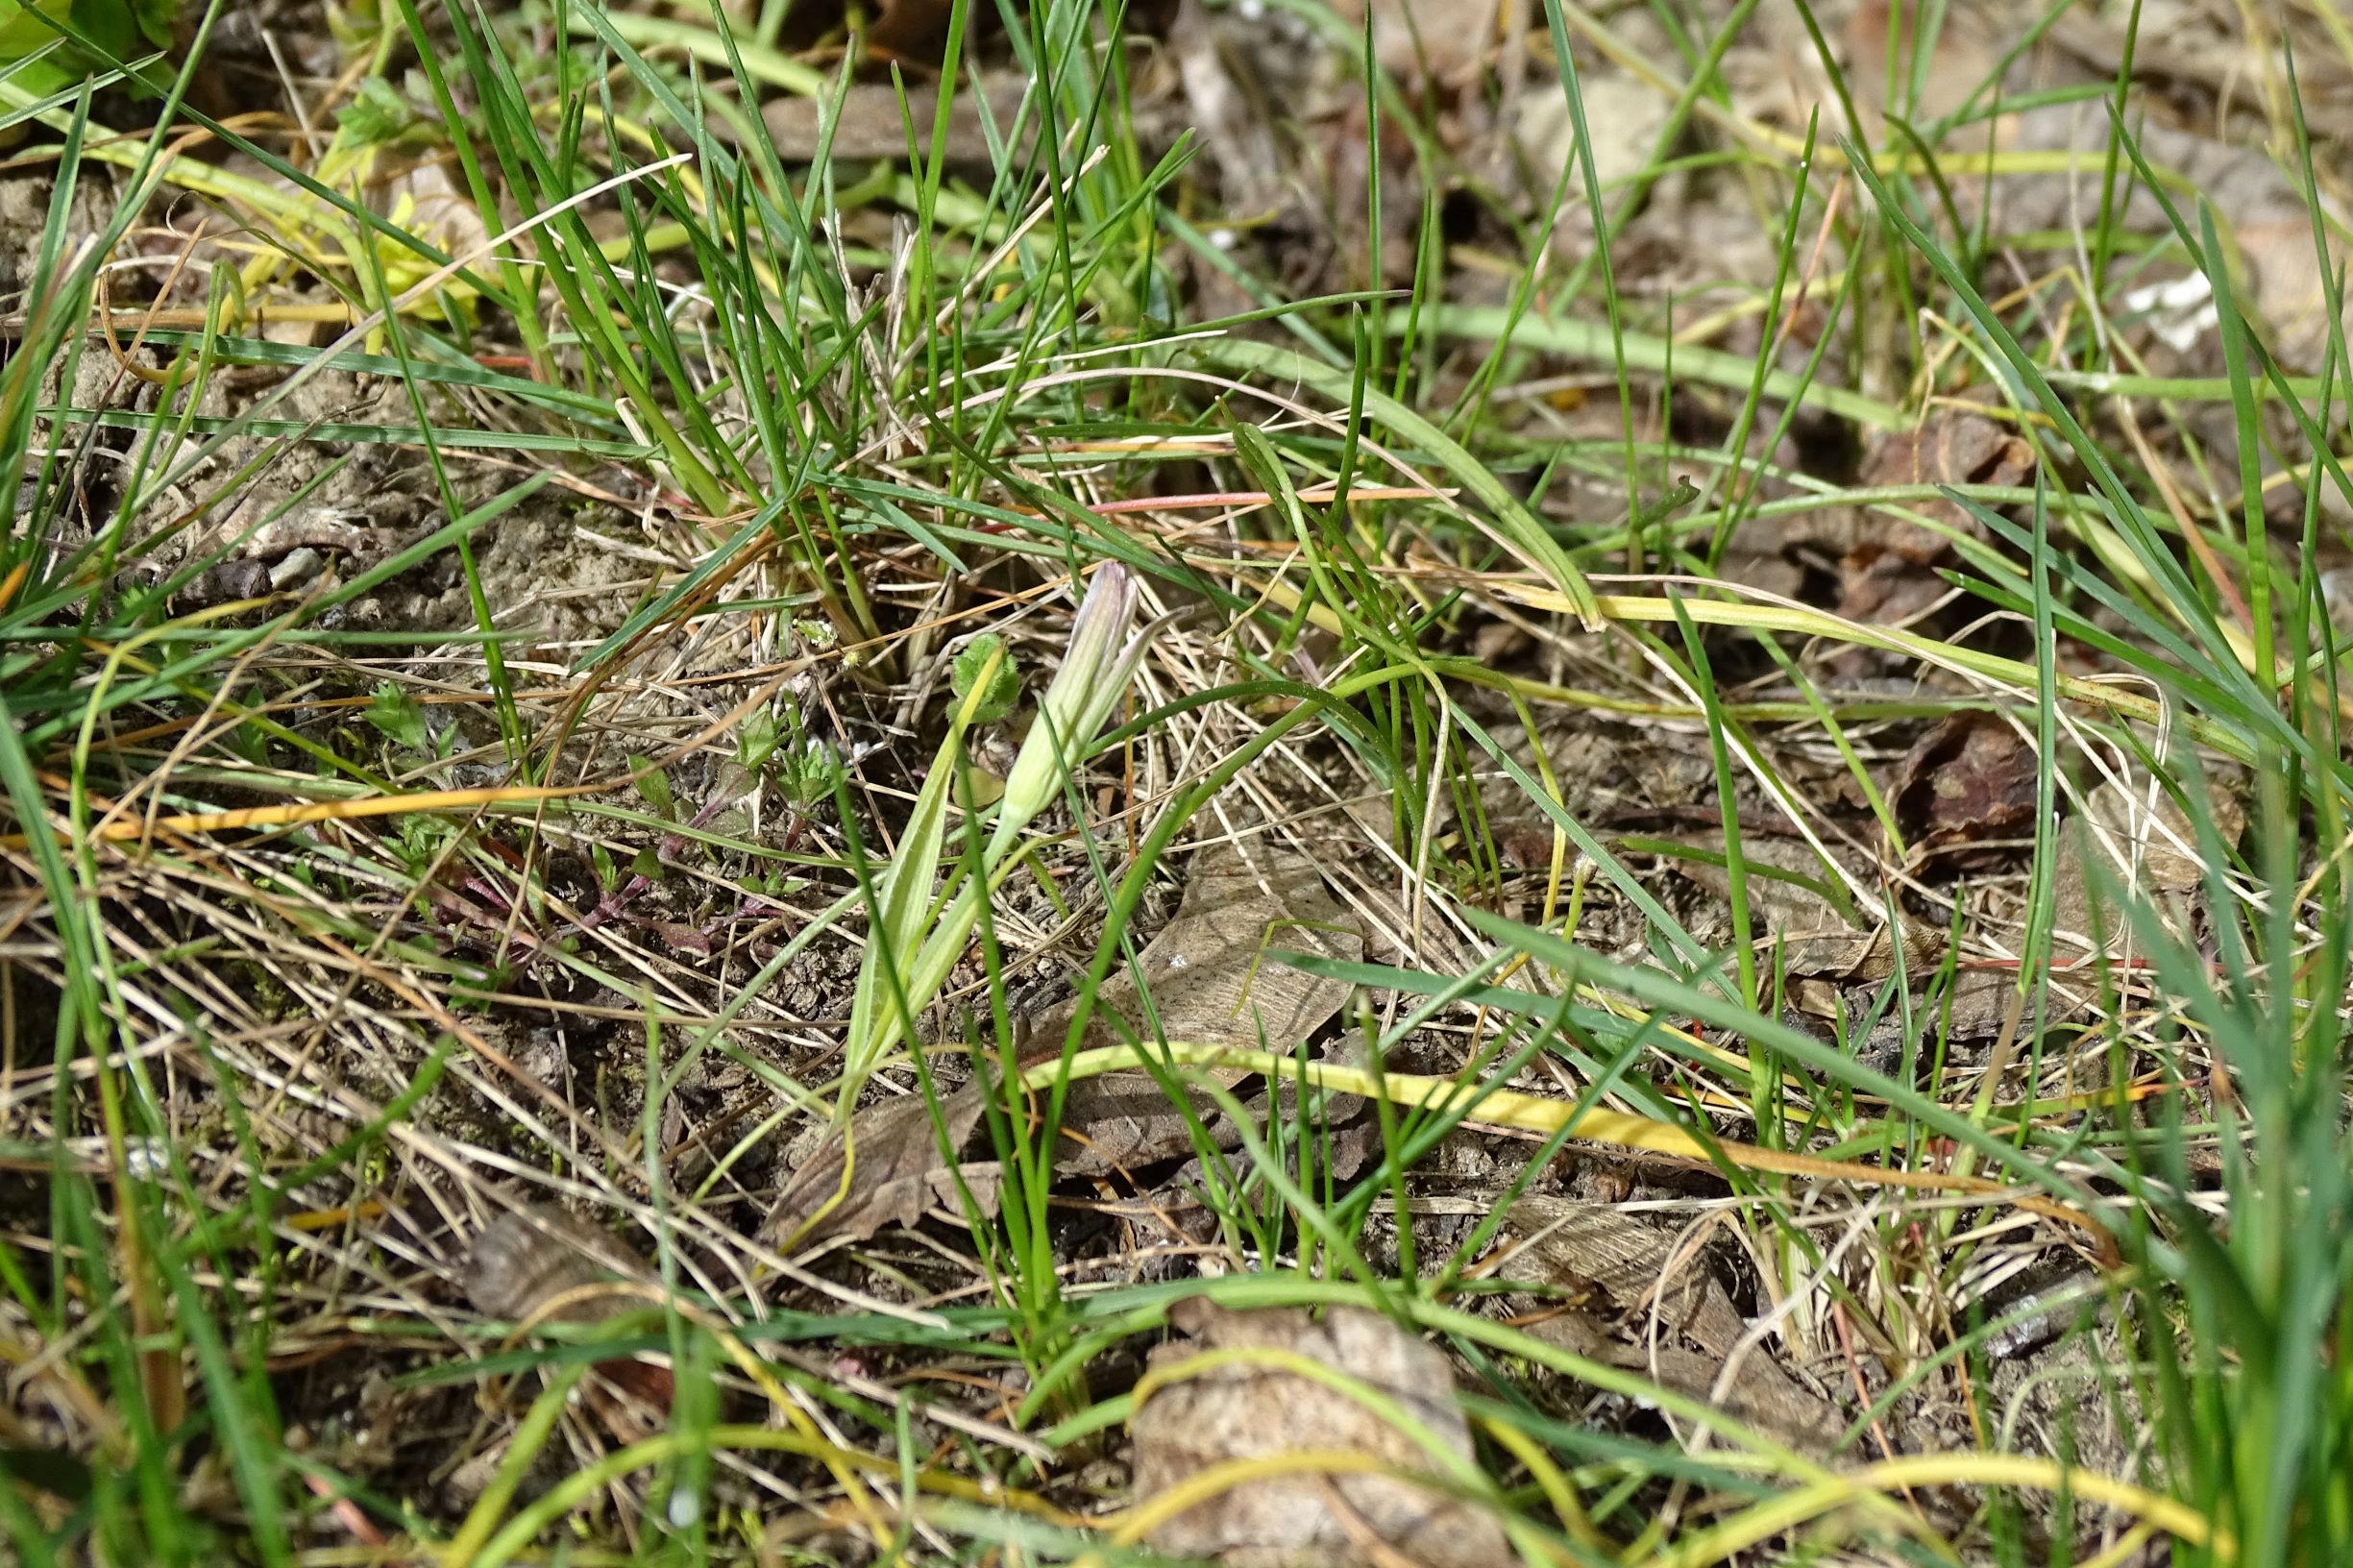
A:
[763,72,1189,166]
[1892,711,2040,865]
[763,1085,996,1250]
[1496,1197,1842,1451]
[1669,833,1943,984]
[1837,409,2033,636]
[1035,850,1363,1177]
[469,1205,647,1324]
[1129,1299,1517,1568]
[1719,407,2032,667]
[1854,411,2033,562]
[766,853,1362,1247]
[1327,0,1503,88]
[466,1205,675,1411]
[2049,773,2245,954]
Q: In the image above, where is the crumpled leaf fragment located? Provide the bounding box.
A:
[1668,832,1941,984]
[1836,411,2034,654]
[1328,0,1501,88]
[1893,711,2040,867]
[2049,771,2244,954]
[1129,1299,1517,1567]
[1036,849,1363,1177]
[466,1204,674,1414]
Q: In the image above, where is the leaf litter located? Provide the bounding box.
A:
[1491,1197,1842,1452]
[765,847,1364,1247]
[1128,1299,1516,1568]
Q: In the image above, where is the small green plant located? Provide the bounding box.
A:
[951,632,1021,723]
[362,680,431,755]
[846,567,1162,1094]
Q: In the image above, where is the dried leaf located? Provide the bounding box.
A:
[767,853,1361,1246]
[1170,0,1288,219]
[1985,105,2349,370]
[1497,1198,1841,1450]
[1328,0,1502,87]
[1510,73,1671,208]
[765,75,1024,164]
[2079,774,2243,896]
[765,73,1186,165]
[467,1205,674,1411]
[1832,411,2034,647]
[469,1205,649,1324]
[2049,773,2244,954]
[1130,1300,1517,1567]
[1668,834,1942,982]
[1893,711,2040,866]
[1844,0,2017,126]
[1028,850,1363,1176]
[1854,411,2034,563]
[764,1087,995,1249]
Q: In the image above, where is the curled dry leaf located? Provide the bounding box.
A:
[1853,411,2033,566]
[1495,1197,1842,1451]
[1668,833,1940,985]
[2049,772,2245,955]
[1892,711,2040,868]
[1038,849,1363,1177]
[1129,1299,1516,1568]
[1838,409,2034,646]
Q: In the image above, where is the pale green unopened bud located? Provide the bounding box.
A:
[992,563,1158,853]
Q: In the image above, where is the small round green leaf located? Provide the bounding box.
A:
[951,634,1019,723]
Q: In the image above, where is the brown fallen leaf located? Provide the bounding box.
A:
[1838,411,2033,667]
[1328,0,1502,89]
[1169,0,1290,222]
[467,1205,675,1415]
[1853,411,2033,569]
[2049,772,2244,956]
[1667,833,1941,985]
[1844,0,2043,127]
[765,851,1363,1246]
[1892,711,2040,869]
[764,1085,997,1250]
[1495,1197,1842,1451]
[764,72,1189,166]
[765,75,1027,165]
[1034,848,1363,1177]
[470,1205,650,1324]
[1129,1298,1517,1567]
